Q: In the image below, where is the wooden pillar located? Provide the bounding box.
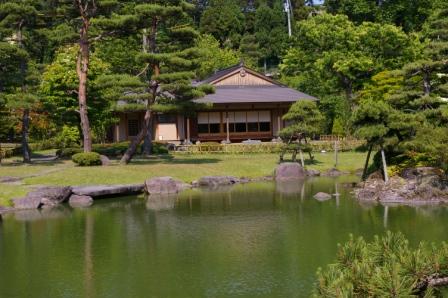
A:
[186,117,191,144]
[277,114,281,136]
[226,115,230,143]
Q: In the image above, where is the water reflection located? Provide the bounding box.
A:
[1,178,448,298]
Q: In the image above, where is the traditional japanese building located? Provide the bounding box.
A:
[112,64,317,144]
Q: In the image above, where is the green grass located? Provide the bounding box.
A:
[0,151,367,206]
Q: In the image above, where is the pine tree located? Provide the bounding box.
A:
[279,100,324,163]
[102,1,214,164]
[47,0,136,152]
[0,1,41,162]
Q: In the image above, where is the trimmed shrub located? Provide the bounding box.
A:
[56,147,83,158]
[72,152,102,166]
[152,142,169,154]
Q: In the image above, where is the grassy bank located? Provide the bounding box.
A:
[0,151,367,206]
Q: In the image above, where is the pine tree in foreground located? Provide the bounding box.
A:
[314,232,448,297]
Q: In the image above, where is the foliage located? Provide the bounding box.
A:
[55,125,80,149]
[56,147,82,159]
[199,0,245,49]
[280,100,324,138]
[314,232,448,297]
[325,0,448,32]
[72,152,102,166]
[196,34,240,79]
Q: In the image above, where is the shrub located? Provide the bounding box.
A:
[55,125,80,148]
[152,142,169,154]
[315,232,448,297]
[72,152,102,166]
[56,147,82,158]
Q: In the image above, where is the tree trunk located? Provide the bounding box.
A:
[120,110,152,164]
[362,144,373,181]
[423,69,431,96]
[142,116,153,155]
[334,140,338,168]
[299,149,305,168]
[77,17,92,152]
[21,109,31,163]
[381,145,389,183]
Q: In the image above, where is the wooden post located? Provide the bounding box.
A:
[362,144,373,181]
[381,145,389,183]
[186,117,191,144]
[334,140,338,168]
[226,116,230,143]
[277,115,281,136]
[299,149,305,168]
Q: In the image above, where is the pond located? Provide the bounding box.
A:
[1,177,448,298]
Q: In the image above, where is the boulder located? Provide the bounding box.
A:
[197,176,239,187]
[72,184,144,197]
[306,169,321,177]
[314,192,332,201]
[100,155,111,166]
[13,186,72,210]
[275,163,306,181]
[145,177,190,195]
[69,195,93,208]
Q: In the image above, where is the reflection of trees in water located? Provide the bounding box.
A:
[84,214,94,298]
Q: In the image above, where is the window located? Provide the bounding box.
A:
[225,111,271,134]
[158,114,177,123]
[197,112,221,134]
[128,119,139,137]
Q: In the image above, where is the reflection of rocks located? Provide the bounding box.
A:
[72,184,144,197]
[198,176,239,188]
[355,167,448,204]
[146,194,177,211]
[69,195,93,208]
[145,177,190,194]
[275,163,306,181]
[314,192,332,201]
[275,180,304,194]
[13,186,72,209]
[306,169,321,177]
[322,168,349,177]
[13,206,71,221]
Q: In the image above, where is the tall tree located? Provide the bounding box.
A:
[199,0,245,49]
[0,1,41,162]
[48,0,136,152]
[105,1,214,164]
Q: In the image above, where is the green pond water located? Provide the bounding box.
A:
[1,177,448,298]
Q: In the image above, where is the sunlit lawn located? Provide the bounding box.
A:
[0,151,367,206]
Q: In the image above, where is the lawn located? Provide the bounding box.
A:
[0,151,367,206]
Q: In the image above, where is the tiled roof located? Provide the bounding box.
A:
[195,85,318,104]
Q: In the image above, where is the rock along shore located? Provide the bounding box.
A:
[354,167,448,205]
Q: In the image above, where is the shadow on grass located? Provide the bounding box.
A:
[0,159,64,167]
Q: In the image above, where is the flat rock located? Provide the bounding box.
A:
[314,192,332,201]
[13,186,72,210]
[275,163,306,181]
[198,176,239,187]
[145,177,190,195]
[69,195,93,208]
[72,184,144,197]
